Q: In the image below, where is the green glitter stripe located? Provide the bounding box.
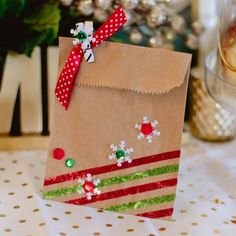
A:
[43,165,178,199]
[99,165,178,187]
[104,194,176,212]
[43,185,82,199]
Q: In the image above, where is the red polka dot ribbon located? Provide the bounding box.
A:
[55,5,127,110]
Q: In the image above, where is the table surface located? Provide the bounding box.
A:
[0,138,236,236]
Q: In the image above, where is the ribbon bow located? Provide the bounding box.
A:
[55,6,127,110]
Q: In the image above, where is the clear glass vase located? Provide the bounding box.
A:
[205,0,236,115]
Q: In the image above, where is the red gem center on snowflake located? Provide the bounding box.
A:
[141,123,153,135]
[83,181,95,193]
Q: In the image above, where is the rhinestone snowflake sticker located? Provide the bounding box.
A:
[135,116,160,143]
[77,174,101,200]
[109,141,134,167]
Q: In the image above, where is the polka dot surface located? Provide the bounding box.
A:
[0,138,236,235]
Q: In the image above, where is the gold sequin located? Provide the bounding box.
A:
[191,222,198,226]
[180,232,188,235]
[8,192,15,196]
[59,233,66,236]
[13,205,20,209]
[39,223,46,227]
[201,214,208,217]
[33,208,39,212]
[85,216,92,219]
[64,211,72,215]
[93,232,100,235]
[138,219,145,223]
[180,210,187,213]
[19,219,26,223]
[231,220,236,224]
[159,227,166,231]
[4,228,12,232]
[117,216,124,219]
[72,225,79,229]
[97,209,104,213]
[127,229,134,232]
[106,224,112,227]
[0,214,6,217]
[52,217,59,221]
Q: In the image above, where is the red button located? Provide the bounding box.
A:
[141,123,153,135]
[83,181,95,193]
[52,148,65,160]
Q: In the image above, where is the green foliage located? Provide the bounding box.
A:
[0,1,61,57]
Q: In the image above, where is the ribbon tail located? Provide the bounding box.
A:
[92,5,127,48]
[55,45,83,110]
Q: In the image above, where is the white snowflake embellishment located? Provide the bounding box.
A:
[109,141,134,167]
[77,174,101,200]
[135,116,160,143]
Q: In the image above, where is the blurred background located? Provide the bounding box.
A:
[0,0,235,149]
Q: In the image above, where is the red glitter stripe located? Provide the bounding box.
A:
[44,150,180,186]
[65,178,177,205]
[136,208,174,218]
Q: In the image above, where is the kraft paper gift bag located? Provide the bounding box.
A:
[43,37,191,220]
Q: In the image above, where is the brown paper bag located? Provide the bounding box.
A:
[43,37,191,220]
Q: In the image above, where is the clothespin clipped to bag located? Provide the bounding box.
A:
[70,21,96,63]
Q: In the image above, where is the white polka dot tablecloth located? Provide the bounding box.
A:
[0,138,236,236]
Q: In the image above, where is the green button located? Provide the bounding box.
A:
[65,158,76,168]
[115,149,126,159]
[77,31,87,42]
